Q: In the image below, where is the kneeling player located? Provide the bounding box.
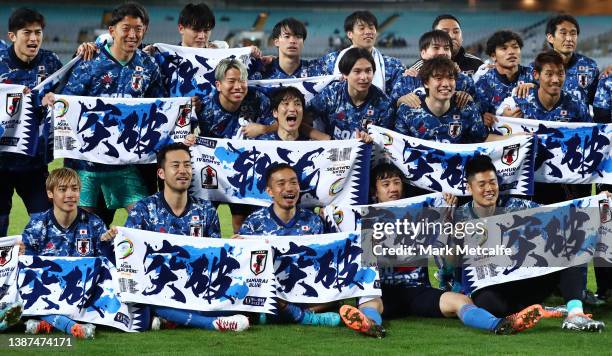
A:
[340,163,543,337]
[239,164,341,327]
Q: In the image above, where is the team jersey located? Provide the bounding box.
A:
[125,192,221,238]
[0,45,63,171]
[395,97,487,143]
[318,49,404,96]
[475,65,534,114]
[496,87,591,122]
[22,208,110,258]
[593,74,611,123]
[239,205,324,236]
[410,47,484,77]
[196,87,273,139]
[0,40,7,51]
[308,81,394,140]
[390,71,475,104]
[249,58,323,80]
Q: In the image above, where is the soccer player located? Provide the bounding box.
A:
[544,15,599,105]
[395,56,505,143]
[21,168,114,339]
[594,72,611,124]
[43,3,165,221]
[308,47,393,140]
[0,8,63,237]
[257,87,312,141]
[340,163,543,338]
[177,3,228,49]
[475,31,534,123]
[239,164,341,326]
[452,156,607,332]
[318,11,404,96]
[105,143,249,332]
[250,18,321,80]
[390,30,475,106]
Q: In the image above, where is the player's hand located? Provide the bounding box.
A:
[260,55,274,65]
[355,130,372,143]
[231,234,244,239]
[143,44,156,56]
[455,91,473,108]
[250,46,262,58]
[18,241,25,255]
[183,134,196,146]
[482,112,498,127]
[101,227,118,242]
[442,193,458,207]
[397,93,421,108]
[241,123,266,138]
[502,106,523,118]
[602,65,612,77]
[191,96,202,112]
[22,87,31,94]
[402,68,418,77]
[76,42,98,61]
[515,83,535,98]
[42,92,55,107]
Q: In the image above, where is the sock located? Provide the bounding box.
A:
[567,299,583,316]
[41,315,76,334]
[361,307,382,325]
[281,303,305,323]
[458,304,501,331]
[0,215,9,237]
[153,306,215,330]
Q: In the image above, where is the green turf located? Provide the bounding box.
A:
[5,160,612,355]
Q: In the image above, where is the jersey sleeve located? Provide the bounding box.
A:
[204,206,221,239]
[22,215,44,255]
[61,60,91,95]
[238,215,256,235]
[256,90,274,125]
[124,203,147,230]
[376,95,395,129]
[466,103,488,142]
[144,62,165,98]
[307,88,331,134]
[91,215,113,260]
[384,57,405,96]
[394,104,413,136]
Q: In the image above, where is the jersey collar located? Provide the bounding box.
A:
[8,44,41,70]
[535,88,565,112]
[159,192,193,218]
[50,207,83,233]
[343,81,374,109]
[268,205,299,228]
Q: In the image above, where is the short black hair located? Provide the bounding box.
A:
[264,163,298,187]
[338,47,376,75]
[344,11,378,33]
[370,163,405,191]
[157,143,191,169]
[485,30,523,56]
[109,2,149,27]
[272,17,307,41]
[270,87,305,111]
[178,3,215,31]
[533,50,564,73]
[465,155,496,182]
[546,14,580,37]
[9,7,45,33]
[419,30,452,52]
[432,14,461,30]
[418,55,458,86]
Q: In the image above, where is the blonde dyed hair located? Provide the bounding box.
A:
[45,168,81,192]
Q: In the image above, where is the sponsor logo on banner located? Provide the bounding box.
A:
[176,104,191,128]
[76,238,91,256]
[502,144,519,166]
[243,296,267,307]
[117,239,134,259]
[6,93,22,117]
[53,99,69,118]
[449,122,462,138]
[382,133,393,146]
[195,137,217,149]
[0,246,13,266]
[497,124,512,135]
[250,250,268,276]
[333,209,344,224]
[201,165,218,189]
[329,178,345,196]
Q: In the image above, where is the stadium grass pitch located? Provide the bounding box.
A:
[5,160,611,355]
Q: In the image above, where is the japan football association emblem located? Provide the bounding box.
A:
[501,144,519,166]
[0,246,13,267]
[250,250,268,276]
[578,74,589,88]
[131,73,143,91]
[189,222,203,237]
[448,122,462,138]
[76,238,91,256]
[6,93,22,117]
[201,165,218,189]
[176,104,192,128]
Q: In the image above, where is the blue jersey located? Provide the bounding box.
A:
[249,58,323,80]
[318,50,404,96]
[0,40,6,51]
[593,74,610,123]
[239,205,324,236]
[475,66,534,114]
[22,208,110,258]
[499,88,591,123]
[0,45,62,171]
[390,72,476,104]
[395,97,487,143]
[125,192,221,239]
[308,81,394,139]
[196,87,273,139]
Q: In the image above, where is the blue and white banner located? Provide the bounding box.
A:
[52,95,193,164]
[0,236,20,306]
[0,84,38,156]
[154,43,252,98]
[113,227,276,314]
[249,75,338,103]
[463,194,611,293]
[369,125,536,196]
[493,116,612,184]
[264,231,381,304]
[190,137,371,207]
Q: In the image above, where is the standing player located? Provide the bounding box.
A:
[308,47,393,140]
[0,8,62,236]
[21,168,114,339]
[239,164,341,327]
[318,11,404,96]
[340,163,544,338]
[176,3,228,49]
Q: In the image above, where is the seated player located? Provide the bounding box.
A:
[21,168,114,339]
[395,56,506,143]
[308,47,393,141]
[451,156,607,332]
[105,143,248,332]
[239,163,340,327]
[340,163,543,338]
